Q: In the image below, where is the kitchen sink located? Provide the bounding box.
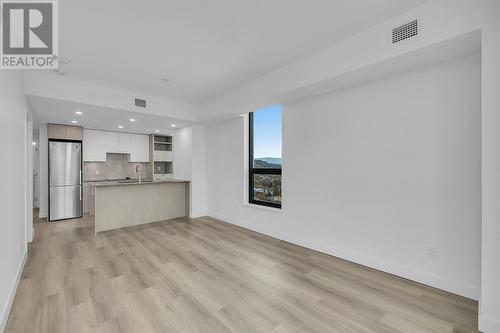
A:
[117,180,153,184]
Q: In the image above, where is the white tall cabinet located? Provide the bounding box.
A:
[83,129,150,162]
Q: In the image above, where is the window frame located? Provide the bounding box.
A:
[248,111,282,209]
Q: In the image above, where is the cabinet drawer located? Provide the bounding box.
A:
[153,150,173,161]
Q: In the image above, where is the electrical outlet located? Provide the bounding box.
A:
[427,247,439,261]
[95,169,99,176]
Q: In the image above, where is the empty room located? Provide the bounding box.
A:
[1,0,499,332]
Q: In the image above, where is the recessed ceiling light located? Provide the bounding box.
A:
[170,124,176,127]
[118,125,124,129]
[129,118,135,122]
[75,111,83,115]
[155,129,160,133]
[71,120,78,124]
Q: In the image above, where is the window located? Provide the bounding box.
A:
[249,105,282,208]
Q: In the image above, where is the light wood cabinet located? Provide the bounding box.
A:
[83,184,96,215]
[48,124,83,140]
[66,126,84,140]
[47,124,66,139]
[83,185,92,213]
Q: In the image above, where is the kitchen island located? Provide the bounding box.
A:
[93,180,190,233]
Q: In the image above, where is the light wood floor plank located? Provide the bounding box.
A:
[5,214,478,332]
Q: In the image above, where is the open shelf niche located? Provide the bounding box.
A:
[149,134,173,181]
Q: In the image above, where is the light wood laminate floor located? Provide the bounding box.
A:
[6,215,478,333]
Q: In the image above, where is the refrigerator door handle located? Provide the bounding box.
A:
[80,170,82,185]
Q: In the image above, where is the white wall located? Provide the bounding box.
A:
[38,125,48,219]
[0,71,28,331]
[25,109,33,243]
[174,126,208,218]
[200,1,500,328]
[174,127,193,180]
[190,126,208,217]
[478,2,500,332]
[207,54,481,300]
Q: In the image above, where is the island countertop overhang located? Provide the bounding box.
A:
[92,179,190,188]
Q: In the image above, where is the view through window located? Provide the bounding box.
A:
[249,105,282,208]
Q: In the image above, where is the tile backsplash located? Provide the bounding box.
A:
[84,153,151,181]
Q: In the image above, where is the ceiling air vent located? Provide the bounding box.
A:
[392,20,418,43]
[134,98,147,108]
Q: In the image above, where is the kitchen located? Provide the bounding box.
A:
[39,102,192,234]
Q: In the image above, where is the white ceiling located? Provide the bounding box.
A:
[28,95,187,136]
[59,0,428,102]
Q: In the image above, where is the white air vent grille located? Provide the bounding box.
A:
[392,20,418,43]
[135,98,147,108]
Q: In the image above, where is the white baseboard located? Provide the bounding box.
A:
[208,212,479,300]
[479,315,500,333]
[0,251,27,333]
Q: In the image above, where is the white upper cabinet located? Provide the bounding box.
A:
[84,130,149,162]
[129,134,150,162]
[105,131,120,153]
[105,132,130,153]
[118,133,131,154]
[83,129,107,161]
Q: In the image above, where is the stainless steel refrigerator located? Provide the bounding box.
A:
[49,141,83,221]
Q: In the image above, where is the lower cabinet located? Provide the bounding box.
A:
[83,185,93,214]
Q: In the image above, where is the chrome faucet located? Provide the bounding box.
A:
[135,164,141,184]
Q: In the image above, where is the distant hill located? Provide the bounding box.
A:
[257,157,282,165]
[254,158,282,168]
